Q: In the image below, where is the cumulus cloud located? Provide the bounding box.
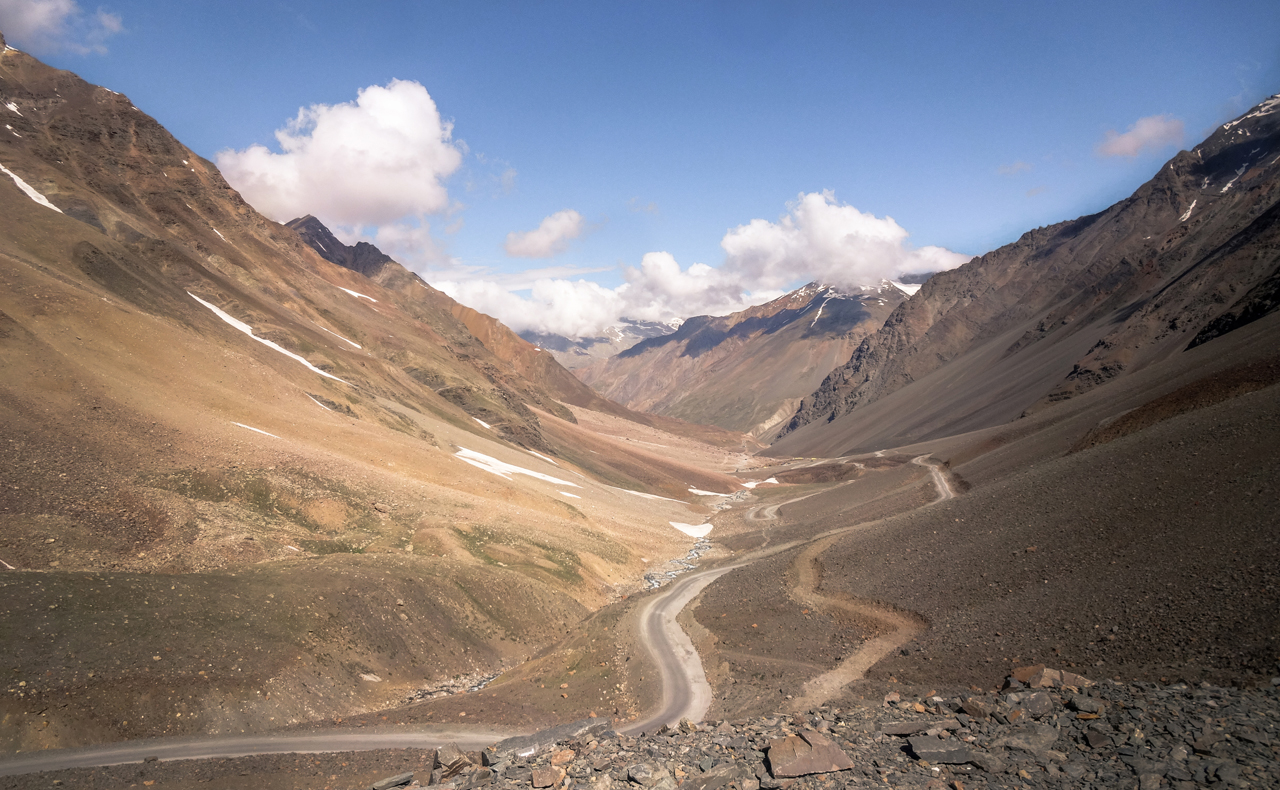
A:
[719,191,970,288]
[504,209,585,258]
[439,191,968,338]
[217,79,463,264]
[998,160,1032,175]
[1096,114,1184,158]
[0,0,123,54]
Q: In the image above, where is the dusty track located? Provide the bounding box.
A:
[784,532,925,712]
[912,454,955,500]
[0,451,950,775]
[781,455,952,711]
[623,563,745,734]
[0,727,516,778]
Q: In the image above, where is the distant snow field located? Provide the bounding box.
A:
[670,521,714,538]
[0,163,63,213]
[688,487,727,496]
[187,292,348,383]
[528,450,560,465]
[558,491,581,499]
[891,281,921,296]
[740,477,779,489]
[455,447,580,487]
[474,417,491,429]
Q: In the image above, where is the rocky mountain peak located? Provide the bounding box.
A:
[286,214,394,279]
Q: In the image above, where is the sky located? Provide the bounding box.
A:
[3,0,1279,337]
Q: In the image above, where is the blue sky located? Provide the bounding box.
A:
[4,0,1279,335]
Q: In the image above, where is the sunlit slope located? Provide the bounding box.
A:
[776,94,1280,457]
[0,34,748,749]
[578,284,902,439]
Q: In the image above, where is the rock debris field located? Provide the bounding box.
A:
[13,666,1279,789]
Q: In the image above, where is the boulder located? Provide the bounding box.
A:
[878,719,961,736]
[906,735,975,764]
[370,773,413,790]
[766,729,854,777]
[995,723,1059,754]
[1010,664,1046,684]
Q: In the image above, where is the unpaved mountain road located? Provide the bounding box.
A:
[0,449,950,775]
[912,454,954,500]
[0,728,515,778]
[623,563,745,734]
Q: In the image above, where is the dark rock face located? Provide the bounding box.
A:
[780,94,1280,446]
[286,214,395,279]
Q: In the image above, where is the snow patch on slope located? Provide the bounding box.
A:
[670,521,713,538]
[528,450,559,466]
[608,486,682,503]
[338,286,377,302]
[314,323,361,349]
[890,281,921,296]
[455,447,580,487]
[188,292,348,383]
[232,422,280,439]
[0,163,62,213]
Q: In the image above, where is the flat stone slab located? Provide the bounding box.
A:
[906,735,975,764]
[767,729,854,777]
[878,719,961,736]
[995,723,1059,753]
[370,773,413,790]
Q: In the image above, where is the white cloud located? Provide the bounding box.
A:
[504,209,585,258]
[438,278,629,338]
[438,191,967,338]
[1096,114,1184,158]
[719,191,969,288]
[998,161,1032,175]
[0,0,123,54]
[217,79,463,240]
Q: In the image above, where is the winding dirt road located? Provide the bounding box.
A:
[782,453,954,711]
[623,562,745,734]
[0,450,960,776]
[0,727,516,778]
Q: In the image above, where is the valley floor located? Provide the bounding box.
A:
[3,334,1279,787]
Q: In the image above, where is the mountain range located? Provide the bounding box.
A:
[575,282,911,440]
[2,24,1278,772]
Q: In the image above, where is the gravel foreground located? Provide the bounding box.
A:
[7,667,1278,789]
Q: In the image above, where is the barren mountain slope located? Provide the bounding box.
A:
[776,94,1280,456]
[285,214,756,450]
[0,34,746,751]
[578,284,904,438]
